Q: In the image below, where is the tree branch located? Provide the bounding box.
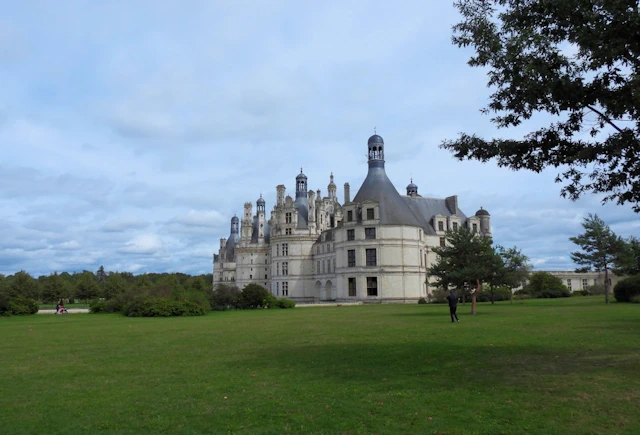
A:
[585,105,624,134]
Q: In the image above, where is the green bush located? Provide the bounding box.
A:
[477,287,512,302]
[239,284,270,309]
[211,285,241,311]
[522,272,571,298]
[275,298,296,309]
[630,295,640,304]
[418,297,427,304]
[124,298,206,317]
[6,296,39,315]
[614,275,640,302]
[89,300,107,313]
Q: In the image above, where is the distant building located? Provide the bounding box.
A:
[529,270,623,292]
[213,134,491,303]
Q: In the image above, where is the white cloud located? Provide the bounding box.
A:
[103,217,150,232]
[169,210,226,228]
[57,240,80,250]
[118,234,164,255]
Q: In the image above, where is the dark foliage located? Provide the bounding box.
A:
[418,297,427,304]
[123,298,206,317]
[443,1,640,211]
[613,275,640,302]
[523,272,571,298]
[210,284,242,311]
[6,296,39,315]
[239,284,271,309]
[477,287,512,302]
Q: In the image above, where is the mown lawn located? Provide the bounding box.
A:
[1,296,639,434]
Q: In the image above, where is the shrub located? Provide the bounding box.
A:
[123,298,206,317]
[239,284,270,309]
[477,287,512,302]
[211,285,241,311]
[523,272,571,298]
[586,284,606,295]
[614,275,640,302]
[275,298,296,309]
[630,295,640,304]
[178,290,211,312]
[89,300,107,313]
[418,297,427,304]
[537,287,571,298]
[7,296,39,315]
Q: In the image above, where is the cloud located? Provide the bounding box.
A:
[57,240,81,250]
[169,210,226,228]
[118,234,164,255]
[103,217,150,232]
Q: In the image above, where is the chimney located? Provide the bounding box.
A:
[344,182,351,203]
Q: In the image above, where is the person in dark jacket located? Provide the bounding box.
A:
[446,290,460,323]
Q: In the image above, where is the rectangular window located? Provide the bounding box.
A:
[333,258,335,272]
[366,249,377,266]
[567,279,572,290]
[249,274,252,280]
[472,223,478,233]
[322,245,325,254]
[348,278,356,297]
[348,250,356,267]
[438,221,444,231]
[282,262,288,276]
[453,222,458,231]
[347,229,355,241]
[317,261,320,273]
[285,228,292,235]
[265,275,267,280]
[420,249,423,266]
[285,213,292,224]
[367,208,374,220]
[582,279,588,290]
[276,263,280,275]
[365,228,376,239]
[347,210,353,222]
[282,281,289,296]
[282,243,288,256]
[367,277,378,296]
[322,260,325,274]
[440,237,446,248]
[276,245,279,256]
[276,282,279,296]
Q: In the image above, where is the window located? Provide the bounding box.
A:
[327,260,331,273]
[419,229,422,239]
[265,259,268,264]
[265,275,267,280]
[276,263,280,275]
[472,223,478,233]
[285,228,292,235]
[452,222,458,231]
[348,250,356,267]
[322,245,325,254]
[285,213,292,223]
[317,261,320,273]
[366,208,374,220]
[348,278,356,297]
[322,260,325,274]
[365,228,376,239]
[276,282,280,296]
[282,262,288,276]
[440,237,446,248]
[251,259,253,264]
[347,210,353,222]
[249,274,252,280]
[282,243,288,256]
[438,221,444,231]
[366,249,377,266]
[420,249,423,266]
[276,245,279,256]
[582,279,588,290]
[282,281,289,296]
[367,277,378,296]
[347,229,355,241]
[333,258,335,272]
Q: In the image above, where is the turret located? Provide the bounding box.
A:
[406,178,418,197]
[367,134,385,168]
[294,169,309,228]
[257,195,266,242]
[475,207,491,236]
[328,173,337,200]
[241,202,253,241]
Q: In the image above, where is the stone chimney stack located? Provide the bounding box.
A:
[344,182,351,203]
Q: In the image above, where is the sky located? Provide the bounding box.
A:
[1,1,638,277]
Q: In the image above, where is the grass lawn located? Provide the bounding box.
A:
[2,296,639,434]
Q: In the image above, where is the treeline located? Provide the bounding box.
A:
[0,266,213,316]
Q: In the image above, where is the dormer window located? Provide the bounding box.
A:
[452,222,458,231]
[366,208,374,220]
[285,213,292,224]
[438,221,444,231]
[347,210,353,222]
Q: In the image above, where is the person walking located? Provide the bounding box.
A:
[447,290,460,323]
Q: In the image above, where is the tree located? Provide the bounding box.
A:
[441,1,640,211]
[429,227,499,314]
[42,272,68,304]
[75,273,99,303]
[524,272,571,298]
[96,265,107,287]
[8,271,40,300]
[104,273,128,300]
[494,246,532,303]
[614,236,640,276]
[570,214,628,303]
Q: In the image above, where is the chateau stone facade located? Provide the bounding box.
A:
[213,134,492,303]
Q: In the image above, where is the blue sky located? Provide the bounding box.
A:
[1,0,638,277]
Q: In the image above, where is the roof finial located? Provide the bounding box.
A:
[300,167,303,173]
[374,126,376,135]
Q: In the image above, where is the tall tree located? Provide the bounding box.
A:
[104,273,128,300]
[442,1,640,211]
[75,272,99,303]
[614,236,640,276]
[570,214,627,303]
[495,246,533,303]
[96,265,107,287]
[9,271,40,300]
[429,227,499,314]
[42,272,68,304]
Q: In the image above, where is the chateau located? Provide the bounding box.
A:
[213,134,491,303]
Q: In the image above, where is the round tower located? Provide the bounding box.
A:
[368,134,385,167]
[328,172,337,199]
[406,178,418,196]
[475,207,491,235]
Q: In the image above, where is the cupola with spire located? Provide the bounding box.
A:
[406,178,418,196]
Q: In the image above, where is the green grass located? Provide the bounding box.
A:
[2,296,639,434]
